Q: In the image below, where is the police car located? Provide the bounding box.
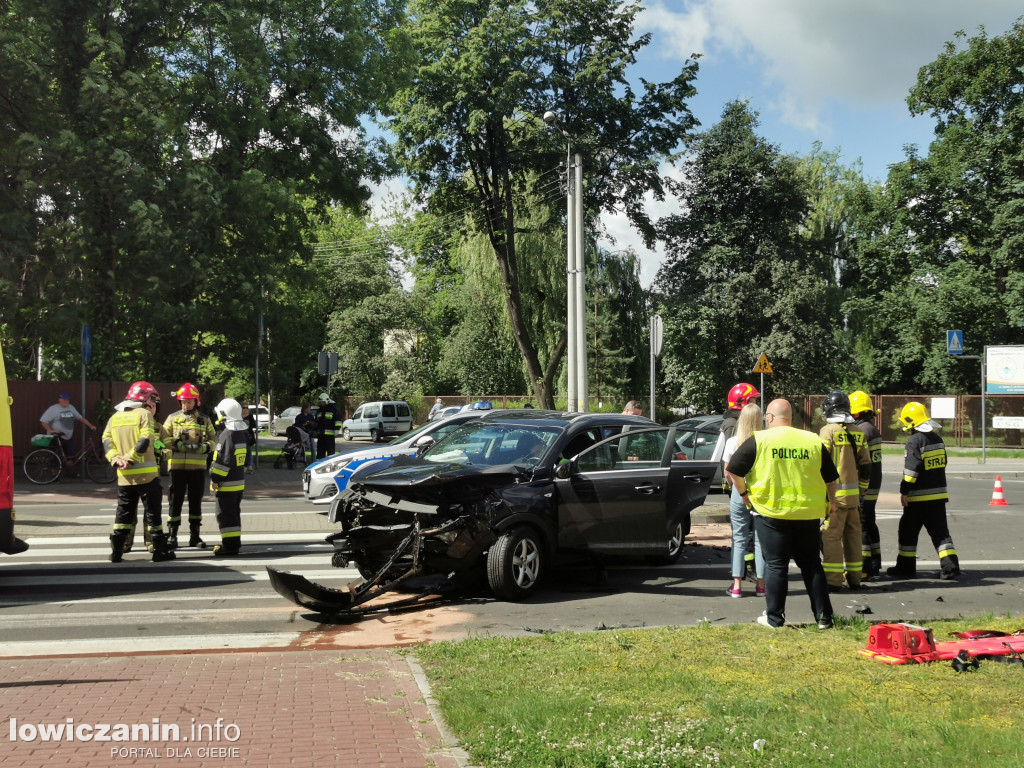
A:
[302,408,494,505]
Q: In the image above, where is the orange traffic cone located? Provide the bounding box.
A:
[989,476,1009,507]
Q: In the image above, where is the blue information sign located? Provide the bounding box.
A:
[946,329,963,355]
[81,324,92,364]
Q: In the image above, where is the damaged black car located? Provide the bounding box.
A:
[267,410,717,614]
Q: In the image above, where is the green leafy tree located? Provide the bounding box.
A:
[844,19,1024,394]
[386,0,699,407]
[0,0,409,383]
[317,208,424,401]
[589,249,647,407]
[655,101,840,411]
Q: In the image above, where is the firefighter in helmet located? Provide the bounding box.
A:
[164,382,216,549]
[209,398,250,556]
[848,390,883,579]
[889,402,960,580]
[818,391,871,591]
[101,381,175,563]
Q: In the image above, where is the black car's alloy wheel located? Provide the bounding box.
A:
[646,520,685,565]
[487,527,544,601]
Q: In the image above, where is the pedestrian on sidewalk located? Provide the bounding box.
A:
[210,398,250,557]
[241,404,257,473]
[101,381,175,563]
[721,402,766,598]
[725,399,838,629]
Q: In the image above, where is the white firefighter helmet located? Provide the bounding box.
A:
[318,392,331,403]
[215,398,246,431]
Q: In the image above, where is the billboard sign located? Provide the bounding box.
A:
[986,346,1024,394]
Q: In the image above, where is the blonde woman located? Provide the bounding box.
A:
[722,402,766,597]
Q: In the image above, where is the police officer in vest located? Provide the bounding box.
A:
[888,402,961,580]
[725,399,839,629]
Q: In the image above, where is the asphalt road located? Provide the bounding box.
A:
[2,440,1022,657]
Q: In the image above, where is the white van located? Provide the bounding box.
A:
[341,401,413,442]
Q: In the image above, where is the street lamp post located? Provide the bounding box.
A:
[543,110,588,412]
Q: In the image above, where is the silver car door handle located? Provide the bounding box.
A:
[682,474,708,483]
[634,483,661,494]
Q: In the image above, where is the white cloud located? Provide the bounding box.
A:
[640,0,1022,131]
[597,162,687,289]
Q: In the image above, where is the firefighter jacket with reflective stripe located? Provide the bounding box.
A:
[316,404,340,437]
[745,427,830,521]
[900,429,948,503]
[210,428,249,493]
[819,422,872,508]
[164,409,216,471]
[851,417,883,501]
[102,408,160,486]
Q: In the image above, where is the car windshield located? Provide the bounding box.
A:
[422,422,561,467]
[388,418,447,445]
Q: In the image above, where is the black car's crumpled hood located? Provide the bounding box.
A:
[349,455,523,512]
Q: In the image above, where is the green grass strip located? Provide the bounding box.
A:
[413,614,1024,767]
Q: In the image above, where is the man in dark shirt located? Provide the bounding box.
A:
[726,399,839,629]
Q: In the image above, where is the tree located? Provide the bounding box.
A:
[843,19,1024,394]
[0,0,409,383]
[589,249,647,407]
[317,209,421,401]
[386,0,699,408]
[654,101,840,411]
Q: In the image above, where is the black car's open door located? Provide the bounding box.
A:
[555,426,697,556]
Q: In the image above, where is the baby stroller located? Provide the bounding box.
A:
[274,424,312,469]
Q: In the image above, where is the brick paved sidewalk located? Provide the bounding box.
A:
[3,649,467,768]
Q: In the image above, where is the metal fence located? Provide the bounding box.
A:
[801,394,1024,449]
[8,381,223,458]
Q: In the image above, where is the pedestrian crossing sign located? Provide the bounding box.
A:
[752,353,773,374]
[947,330,964,355]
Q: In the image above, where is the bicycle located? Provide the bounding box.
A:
[23,435,117,485]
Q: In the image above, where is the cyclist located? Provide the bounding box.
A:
[40,392,97,460]
[101,381,175,563]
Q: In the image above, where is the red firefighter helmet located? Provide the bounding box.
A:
[126,381,158,403]
[177,382,200,401]
[727,383,760,410]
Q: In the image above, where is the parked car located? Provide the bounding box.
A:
[341,400,413,442]
[429,405,463,421]
[302,409,494,505]
[246,405,271,430]
[268,410,716,613]
[1,338,29,556]
[671,414,726,489]
[270,406,318,436]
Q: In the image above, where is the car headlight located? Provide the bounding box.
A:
[315,458,351,474]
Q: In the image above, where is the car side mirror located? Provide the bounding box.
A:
[415,437,435,456]
[554,460,573,480]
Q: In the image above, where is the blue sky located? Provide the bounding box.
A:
[601,0,1023,286]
